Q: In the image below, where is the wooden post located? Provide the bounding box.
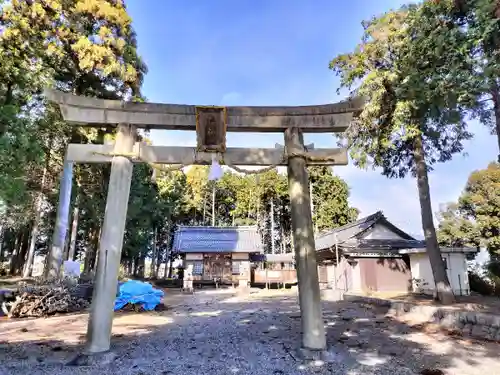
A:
[86,124,136,354]
[285,127,326,350]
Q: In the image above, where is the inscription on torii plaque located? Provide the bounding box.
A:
[195,106,227,153]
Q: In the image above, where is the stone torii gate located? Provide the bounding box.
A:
[45,89,362,354]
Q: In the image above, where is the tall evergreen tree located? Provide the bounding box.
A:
[329,2,478,304]
[0,0,147,276]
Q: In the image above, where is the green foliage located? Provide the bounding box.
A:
[436,202,480,248]
[461,163,500,253]
[330,2,475,177]
[177,166,356,256]
[469,260,500,297]
[1,0,147,99]
[309,166,359,232]
[0,106,42,216]
[437,162,500,255]
[0,0,148,275]
[328,1,479,303]
[468,271,496,295]
[458,0,500,143]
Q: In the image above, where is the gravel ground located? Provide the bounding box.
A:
[0,288,499,375]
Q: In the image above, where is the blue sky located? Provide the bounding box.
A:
[127,0,497,237]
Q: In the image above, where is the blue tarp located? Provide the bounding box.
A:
[114,280,164,311]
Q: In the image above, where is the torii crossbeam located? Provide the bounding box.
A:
[44,89,363,355]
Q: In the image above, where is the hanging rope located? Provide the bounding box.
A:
[91,146,339,176]
[222,153,286,175]
[287,151,339,163]
[92,151,188,173]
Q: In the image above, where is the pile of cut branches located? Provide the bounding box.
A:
[7,278,91,318]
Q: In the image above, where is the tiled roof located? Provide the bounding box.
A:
[315,212,383,251]
[399,247,478,254]
[315,211,416,251]
[342,238,426,250]
[173,226,263,253]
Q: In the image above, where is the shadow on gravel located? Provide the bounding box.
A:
[0,293,499,375]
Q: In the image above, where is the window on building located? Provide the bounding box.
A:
[193,261,204,275]
[232,261,240,275]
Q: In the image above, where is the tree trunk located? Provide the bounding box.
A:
[212,184,216,226]
[126,259,133,276]
[0,225,4,262]
[83,226,99,274]
[156,254,162,278]
[164,232,173,279]
[151,226,157,278]
[9,231,21,275]
[133,257,139,276]
[490,82,500,163]
[67,196,80,261]
[270,198,275,254]
[23,151,51,278]
[138,254,145,278]
[168,259,174,278]
[18,229,30,275]
[414,133,455,304]
[10,227,29,276]
[203,197,206,225]
[280,223,286,254]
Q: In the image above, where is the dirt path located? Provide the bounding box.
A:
[0,289,498,375]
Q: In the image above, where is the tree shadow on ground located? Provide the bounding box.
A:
[0,291,499,375]
[364,291,500,315]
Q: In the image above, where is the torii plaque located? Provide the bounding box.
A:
[195,105,227,153]
[44,89,363,354]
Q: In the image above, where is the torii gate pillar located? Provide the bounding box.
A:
[285,127,326,350]
[86,124,136,353]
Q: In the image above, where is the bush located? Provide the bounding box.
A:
[468,271,495,296]
[486,260,500,296]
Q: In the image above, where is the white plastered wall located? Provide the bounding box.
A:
[410,252,470,296]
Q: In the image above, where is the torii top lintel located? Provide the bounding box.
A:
[44,89,363,133]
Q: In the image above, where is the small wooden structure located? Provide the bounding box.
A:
[250,253,297,287]
[173,226,262,287]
